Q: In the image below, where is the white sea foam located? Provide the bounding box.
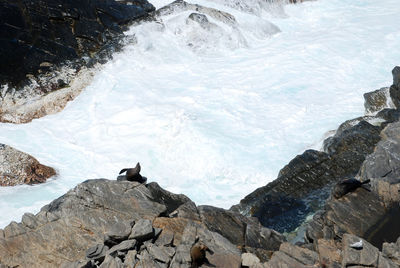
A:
[1,0,400,228]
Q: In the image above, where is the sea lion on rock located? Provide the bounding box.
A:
[190,243,213,268]
[332,178,370,199]
[119,162,146,183]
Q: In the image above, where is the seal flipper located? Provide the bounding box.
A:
[119,168,129,175]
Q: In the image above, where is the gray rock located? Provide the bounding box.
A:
[163,246,176,258]
[129,219,154,242]
[390,66,400,108]
[148,244,171,263]
[86,244,109,261]
[3,221,26,238]
[242,252,260,267]
[155,230,174,246]
[124,250,138,267]
[342,234,379,267]
[104,220,134,245]
[99,255,123,268]
[21,213,38,229]
[107,239,137,256]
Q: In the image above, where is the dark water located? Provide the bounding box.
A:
[365,205,400,250]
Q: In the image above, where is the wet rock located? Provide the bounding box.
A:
[364,87,392,114]
[129,219,154,242]
[232,119,382,233]
[0,0,154,123]
[0,143,56,186]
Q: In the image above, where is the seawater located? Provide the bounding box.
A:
[0,0,400,228]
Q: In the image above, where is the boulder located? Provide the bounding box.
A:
[0,143,56,186]
[129,219,155,242]
[389,66,400,108]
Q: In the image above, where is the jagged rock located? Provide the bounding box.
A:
[0,180,169,267]
[382,237,400,265]
[104,220,134,246]
[364,87,392,114]
[0,143,56,186]
[342,234,379,267]
[316,239,341,267]
[146,182,195,217]
[0,0,154,123]
[232,118,382,233]
[155,230,175,247]
[21,212,39,229]
[129,219,154,242]
[123,250,138,267]
[86,244,109,262]
[107,239,137,256]
[358,121,400,207]
[147,244,171,263]
[99,254,123,268]
[306,187,386,243]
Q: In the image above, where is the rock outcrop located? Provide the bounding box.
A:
[0,143,56,186]
[0,0,154,123]
[231,66,400,235]
[0,179,285,267]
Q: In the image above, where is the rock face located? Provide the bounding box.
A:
[0,143,56,186]
[0,0,154,123]
[0,179,285,267]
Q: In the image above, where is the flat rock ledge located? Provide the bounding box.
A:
[0,0,155,124]
[0,143,56,186]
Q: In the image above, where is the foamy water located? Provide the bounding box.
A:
[0,0,399,228]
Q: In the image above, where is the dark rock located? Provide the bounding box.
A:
[390,66,400,108]
[198,205,285,254]
[146,182,194,216]
[232,119,382,233]
[0,0,154,89]
[364,87,391,114]
[129,219,154,242]
[0,143,56,186]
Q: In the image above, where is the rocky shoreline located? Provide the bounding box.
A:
[1,67,400,267]
[1,0,400,267]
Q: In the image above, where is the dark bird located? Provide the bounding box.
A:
[119,162,146,183]
[190,243,214,268]
[332,178,371,199]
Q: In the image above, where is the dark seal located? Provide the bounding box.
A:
[190,243,214,268]
[118,162,146,183]
[332,178,371,199]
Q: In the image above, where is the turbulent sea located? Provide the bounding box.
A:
[1,0,400,227]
